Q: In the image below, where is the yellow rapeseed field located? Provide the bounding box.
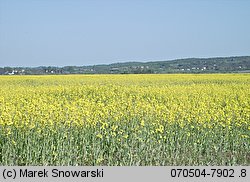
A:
[0,74,249,165]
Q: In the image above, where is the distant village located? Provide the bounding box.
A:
[0,56,249,75]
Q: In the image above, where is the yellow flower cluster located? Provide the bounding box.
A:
[0,74,249,130]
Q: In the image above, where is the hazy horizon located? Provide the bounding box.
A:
[0,55,250,68]
[1,0,250,67]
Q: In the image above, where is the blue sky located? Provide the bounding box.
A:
[0,0,250,67]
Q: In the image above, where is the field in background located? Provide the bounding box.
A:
[0,74,249,165]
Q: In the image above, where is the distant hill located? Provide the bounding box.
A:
[1,56,250,75]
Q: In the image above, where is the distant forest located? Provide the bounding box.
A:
[1,56,250,75]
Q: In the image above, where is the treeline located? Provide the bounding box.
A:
[1,56,249,75]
